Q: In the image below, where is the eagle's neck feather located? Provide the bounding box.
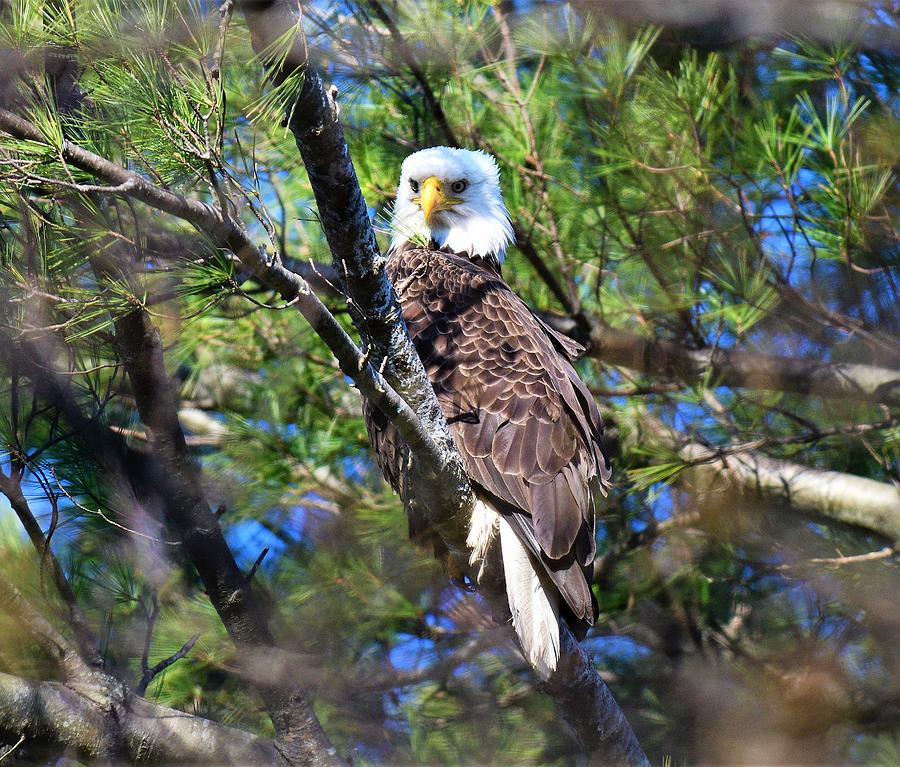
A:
[426,213,513,263]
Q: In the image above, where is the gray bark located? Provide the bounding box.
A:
[624,409,900,542]
[0,671,287,764]
[240,0,474,556]
[238,3,650,763]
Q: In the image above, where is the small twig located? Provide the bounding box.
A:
[681,417,899,467]
[775,546,896,571]
[51,467,181,546]
[246,547,270,582]
[137,633,201,696]
[0,735,26,762]
[139,594,161,687]
[210,0,235,80]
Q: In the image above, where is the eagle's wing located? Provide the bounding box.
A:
[386,246,611,625]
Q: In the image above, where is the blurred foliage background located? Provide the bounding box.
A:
[0,0,898,764]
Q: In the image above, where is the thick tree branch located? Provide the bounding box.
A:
[239,3,648,762]
[0,671,288,764]
[542,313,900,408]
[546,627,650,766]
[682,444,900,542]
[625,409,900,542]
[240,0,473,551]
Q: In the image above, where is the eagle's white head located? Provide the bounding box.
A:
[389,146,515,262]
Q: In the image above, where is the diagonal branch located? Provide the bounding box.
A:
[0,106,446,500]
[0,573,93,684]
[137,633,201,696]
[239,2,648,763]
[0,471,102,667]
[240,0,474,549]
[87,247,344,766]
[624,408,900,542]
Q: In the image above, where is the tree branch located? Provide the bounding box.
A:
[0,574,93,684]
[88,249,344,766]
[625,408,900,542]
[0,671,288,764]
[137,633,200,696]
[0,471,102,667]
[240,0,474,552]
[681,444,900,542]
[541,313,900,408]
[239,3,648,762]
[0,106,447,512]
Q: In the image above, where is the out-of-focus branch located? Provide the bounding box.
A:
[365,0,460,147]
[0,472,101,667]
[87,246,343,766]
[0,242,342,764]
[0,574,92,684]
[542,313,900,408]
[0,671,288,764]
[624,408,900,542]
[682,444,900,542]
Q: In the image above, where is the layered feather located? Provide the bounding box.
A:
[366,244,611,659]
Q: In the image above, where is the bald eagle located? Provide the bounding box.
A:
[366,146,611,678]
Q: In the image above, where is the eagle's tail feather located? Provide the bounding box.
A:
[498,514,560,680]
[467,499,500,579]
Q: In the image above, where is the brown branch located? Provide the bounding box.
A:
[775,546,896,570]
[137,633,200,696]
[86,242,344,765]
[365,0,460,147]
[540,313,900,408]
[0,471,101,667]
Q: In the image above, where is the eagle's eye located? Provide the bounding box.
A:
[451,179,468,194]
[409,178,420,193]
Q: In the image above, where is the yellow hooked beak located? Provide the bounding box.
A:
[417,176,444,225]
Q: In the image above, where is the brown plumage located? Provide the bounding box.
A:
[366,242,611,639]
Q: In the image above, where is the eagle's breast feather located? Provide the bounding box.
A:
[371,243,611,632]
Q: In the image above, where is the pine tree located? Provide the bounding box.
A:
[0,0,897,763]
